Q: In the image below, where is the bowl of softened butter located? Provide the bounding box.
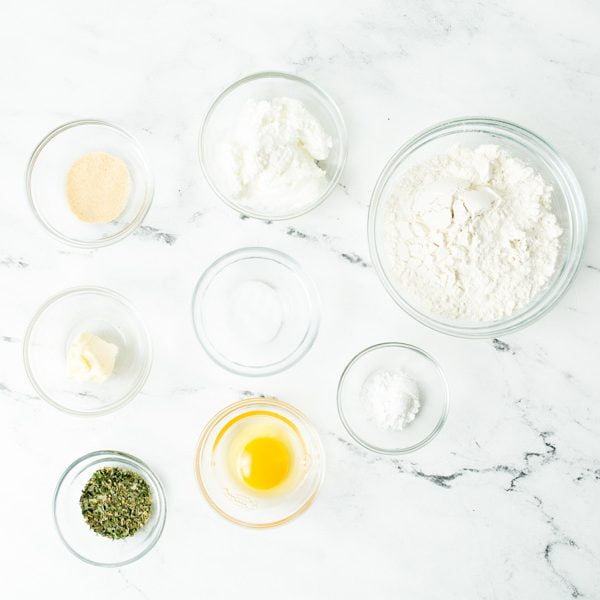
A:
[23,286,152,416]
[199,71,347,220]
[195,397,325,527]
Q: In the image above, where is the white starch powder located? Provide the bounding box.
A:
[362,369,421,431]
[383,144,562,321]
[221,97,332,214]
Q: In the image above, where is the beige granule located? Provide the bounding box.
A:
[66,151,130,223]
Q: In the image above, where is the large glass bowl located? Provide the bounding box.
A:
[26,120,153,248]
[195,397,325,528]
[199,71,347,220]
[368,117,587,338]
[53,450,167,567]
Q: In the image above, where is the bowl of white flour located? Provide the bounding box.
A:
[200,72,347,220]
[368,117,587,338]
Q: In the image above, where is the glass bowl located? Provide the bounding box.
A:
[195,397,325,528]
[368,117,587,338]
[192,247,320,376]
[199,71,347,220]
[23,286,152,416]
[337,343,449,454]
[53,450,166,567]
[26,120,153,248]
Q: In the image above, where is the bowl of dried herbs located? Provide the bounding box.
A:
[53,450,166,567]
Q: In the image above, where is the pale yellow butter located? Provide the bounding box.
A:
[66,332,119,384]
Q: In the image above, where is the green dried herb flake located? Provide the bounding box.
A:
[80,466,153,540]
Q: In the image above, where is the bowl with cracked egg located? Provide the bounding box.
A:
[195,397,325,527]
[368,116,587,338]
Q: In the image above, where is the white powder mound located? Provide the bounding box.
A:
[362,369,421,431]
[221,97,332,214]
[383,144,563,322]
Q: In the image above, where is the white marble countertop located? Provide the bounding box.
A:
[1,1,599,598]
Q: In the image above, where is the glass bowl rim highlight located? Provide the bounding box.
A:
[198,70,348,221]
[23,285,153,416]
[25,118,154,248]
[191,246,321,377]
[368,115,587,338]
[52,449,167,568]
[194,397,325,528]
[337,342,450,455]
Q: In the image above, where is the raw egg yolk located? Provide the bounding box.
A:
[239,436,291,490]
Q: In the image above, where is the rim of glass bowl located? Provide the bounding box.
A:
[337,342,450,455]
[194,397,325,528]
[191,247,321,376]
[198,71,348,221]
[25,119,154,248]
[23,286,153,416]
[368,116,588,338]
[53,450,167,567]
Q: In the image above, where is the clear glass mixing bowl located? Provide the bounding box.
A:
[199,71,347,220]
[368,117,587,338]
[23,286,152,416]
[26,120,153,248]
[195,397,325,528]
[53,450,166,567]
[337,343,449,454]
[192,247,320,376]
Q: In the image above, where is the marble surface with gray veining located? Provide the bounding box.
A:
[1,1,599,598]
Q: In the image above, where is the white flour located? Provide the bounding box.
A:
[383,144,562,321]
[221,97,332,214]
[362,369,421,431]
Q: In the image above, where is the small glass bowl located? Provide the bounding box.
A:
[195,397,325,528]
[368,117,587,338]
[337,343,449,454]
[53,450,166,567]
[199,71,347,220]
[23,286,152,416]
[26,120,153,248]
[192,247,320,376]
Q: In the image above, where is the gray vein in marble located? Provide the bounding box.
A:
[340,252,370,268]
[334,426,564,495]
[507,431,557,492]
[406,464,518,489]
[284,226,371,268]
[240,390,267,399]
[188,211,204,224]
[337,182,350,196]
[533,495,582,598]
[134,225,177,245]
[1,335,18,343]
[492,338,512,352]
[58,249,95,258]
[586,264,599,272]
[544,539,581,599]
[574,468,600,483]
[117,570,150,600]
[0,256,29,268]
[0,382,38,403]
